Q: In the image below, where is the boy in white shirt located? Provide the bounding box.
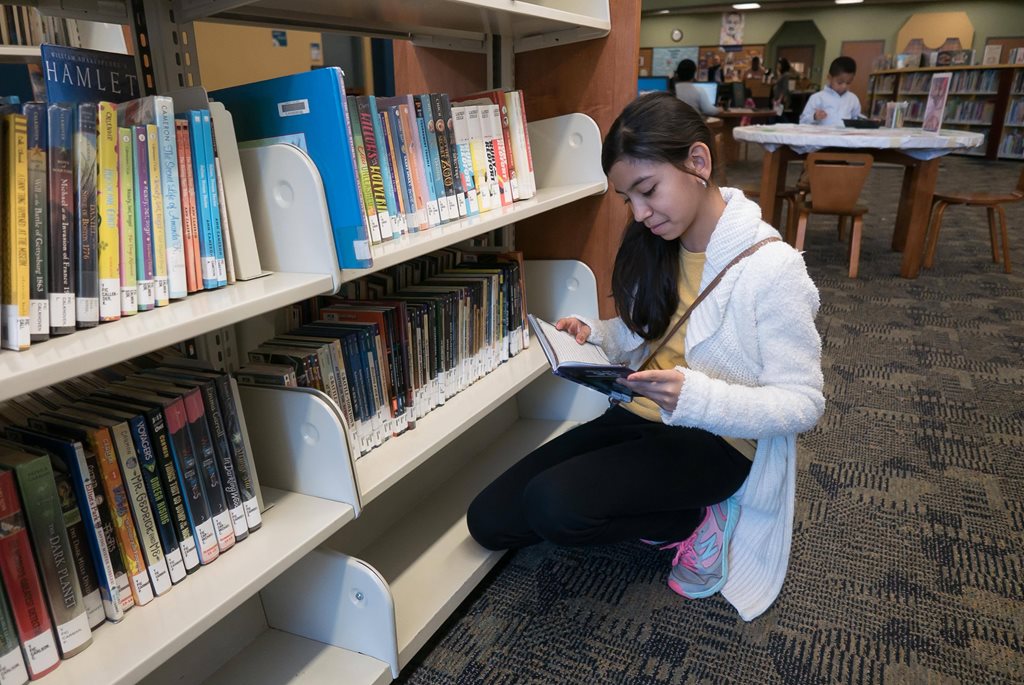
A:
[800,56,861,126]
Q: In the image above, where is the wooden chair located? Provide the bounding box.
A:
[922,168,1023,274]
[791,152,874,278]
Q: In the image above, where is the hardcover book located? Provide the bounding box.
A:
[0,442,92,659]
[131,125,156,311]
[22,102,49,342]
[0,469,60,680]
[0,581,29,685]
[528,315,634,403]
[212,68,373,269]
[39,44,140,105]
[2,113,31,351]
[96,102,121,322]
[74,102,100,327]
[46,102,75,335]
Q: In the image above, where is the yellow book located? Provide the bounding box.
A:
[97,102,121,322]
[466,106,493,213]
[147,124,169,307]
[2,114,30,351]
[117,126,138,316]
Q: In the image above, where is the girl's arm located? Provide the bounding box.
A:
[664,250,825,438]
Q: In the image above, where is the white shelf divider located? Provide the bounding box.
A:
[0,271,332,403]
[40,488,354,685]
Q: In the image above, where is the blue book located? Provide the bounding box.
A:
[199,110,226,287]
[417,95,449,223]
[182,111,218,289]
[362,95,403,238]
[211,68,373,269]
[40,44,140,104]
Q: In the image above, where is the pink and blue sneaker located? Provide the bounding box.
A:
[661,498,739,599]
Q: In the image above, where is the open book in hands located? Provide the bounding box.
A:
[528,315,634,403]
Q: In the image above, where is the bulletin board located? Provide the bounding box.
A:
[697,45,765,82]
[651,46,700,77]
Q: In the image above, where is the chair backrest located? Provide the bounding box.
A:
[806,152,874,213]
[712,132,729,187]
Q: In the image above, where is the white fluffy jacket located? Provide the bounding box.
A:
[577,188,825,620]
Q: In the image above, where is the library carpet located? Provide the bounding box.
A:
[395,155,1024,685]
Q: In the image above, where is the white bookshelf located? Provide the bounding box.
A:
[41,488,354,685]
[7,1,614,683]
[0,272,332,403]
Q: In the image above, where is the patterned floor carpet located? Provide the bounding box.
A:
[396,154,1024,684]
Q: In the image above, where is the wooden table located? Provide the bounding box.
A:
[710,109,776,164]
[733,124,985,278]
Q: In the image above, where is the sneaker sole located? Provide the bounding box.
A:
[666,498,740,600]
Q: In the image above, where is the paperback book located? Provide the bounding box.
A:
[528,314,634,403]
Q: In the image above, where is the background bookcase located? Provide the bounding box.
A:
[3,0,641,683]
[867,64,1024,160]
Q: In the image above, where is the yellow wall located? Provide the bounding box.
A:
[193,22,323,90]
[642,0,1024,86]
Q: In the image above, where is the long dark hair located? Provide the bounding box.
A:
[602,92,715,340]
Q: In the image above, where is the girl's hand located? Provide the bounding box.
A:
[555,317,592,344]
[619,368,685,412]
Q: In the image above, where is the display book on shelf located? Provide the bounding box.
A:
[0,44,263,356]
[0,89,608,685]
[866,63,1024,160]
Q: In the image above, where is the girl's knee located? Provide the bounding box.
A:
[523,478,592,546]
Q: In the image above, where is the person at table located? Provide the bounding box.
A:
[799,56,862,127]
[467,92,825,620]
[771,58,798,115]
[743,56,766,81]
[672,58,721,117]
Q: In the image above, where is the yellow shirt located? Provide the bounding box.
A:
[622,245,757,459]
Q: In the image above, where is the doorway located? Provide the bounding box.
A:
[777,45,815,83]
[841,40,885,108]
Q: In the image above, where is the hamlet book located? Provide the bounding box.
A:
[528,315,634,403]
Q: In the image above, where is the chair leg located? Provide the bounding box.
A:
[996,204,1011,273]
[837,216,848,242]
[848,215,863,278]
[794,211,810,250]
[923,201,950,269]
[987,207,1000,263]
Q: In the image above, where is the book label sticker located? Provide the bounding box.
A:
[21,630,59,675]
[55,610,92,654]
[278,99,310,118]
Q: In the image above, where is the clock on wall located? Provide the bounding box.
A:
[671,28,683,42]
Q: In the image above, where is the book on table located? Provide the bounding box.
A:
[527,314,634,403]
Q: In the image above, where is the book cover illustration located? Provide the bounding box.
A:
[40,44,140,104]
[922,72,952,133]
[528,314,634,403]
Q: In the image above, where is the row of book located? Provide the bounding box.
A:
[211,68,537,270]
[238,247,529,457]
[998,131,1024,158]
[0,354,261,683]
[0,44,256,352]
[0,5,81,48]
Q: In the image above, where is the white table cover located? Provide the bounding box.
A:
[733,123,985,160]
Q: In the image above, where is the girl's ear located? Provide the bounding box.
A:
[689,142,713,183]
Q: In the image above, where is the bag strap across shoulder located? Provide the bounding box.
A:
[636,236,782,370]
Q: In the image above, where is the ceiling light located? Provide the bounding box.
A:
[733,2,761,9]
[835,0,864,4]
[658,9,671,13]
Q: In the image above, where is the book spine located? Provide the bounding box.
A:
[79,443,132,613]
[399,101,433,228]
[200,110,226,288]
[22,102,49,342]
[430,93,460,221]
[451,106,480,215]
[51,470,104,628]
[124,416,186,584]
[355,96,393,242]
[487,104,512,207]
[0,471,59,679]
[367,97,403,239]
[132,126,155,312]
[392,105,427,229]
[107,420,172,596]
[154,97,186,299]
[479,105,502,208]
[0,581,30,685]
[410,98,441,227]
[163,398,218,564]
[175,120,201,293]
[186,112,217,289]
[96,102,120,322]
[180,390,234,552]
[1,456,91,657]
[45,103,75,335]
[146,124,169,307]
[197,382,247,541]
[145,408,200,571]
[514,90,536,197]
[74,102,99,326]
[2,114,30,350]
[493,94,520,201]
[439,94,467,218]
[213,153,235,284]
[417,95,449,223]
[344,94,382,245]
[378,109,409,236]
[466,106,491,212]
[88,427,152,606]
[117,126,138,316]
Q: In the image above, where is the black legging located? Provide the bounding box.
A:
[467,405,752,550]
